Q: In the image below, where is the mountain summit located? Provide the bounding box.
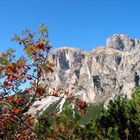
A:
[106,34,140,51]
[29,34,140,114]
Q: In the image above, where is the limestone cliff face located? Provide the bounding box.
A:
[47,47,120,102]
[30,34,140,114]
[0,52,2,57]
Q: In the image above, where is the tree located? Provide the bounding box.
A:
[0,25,54,139]
[87,89,140,140]
[0,25,88,140]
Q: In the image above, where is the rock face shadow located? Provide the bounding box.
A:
[134,72,139,87]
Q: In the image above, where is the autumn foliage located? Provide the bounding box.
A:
[0,25,87,140]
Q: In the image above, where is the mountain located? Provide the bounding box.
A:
[29,34,140,114]
[0,52,2,57]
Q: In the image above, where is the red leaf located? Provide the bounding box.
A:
[12,108,20,115]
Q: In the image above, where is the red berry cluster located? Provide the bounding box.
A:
[52,92,59,97]
[75,99,87,110]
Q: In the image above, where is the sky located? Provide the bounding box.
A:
[0,0,140,57]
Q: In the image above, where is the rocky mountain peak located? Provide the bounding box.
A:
[106,34,140,51]
[29,34,140,114]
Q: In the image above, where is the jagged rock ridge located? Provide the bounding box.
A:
[30,34,140,114]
